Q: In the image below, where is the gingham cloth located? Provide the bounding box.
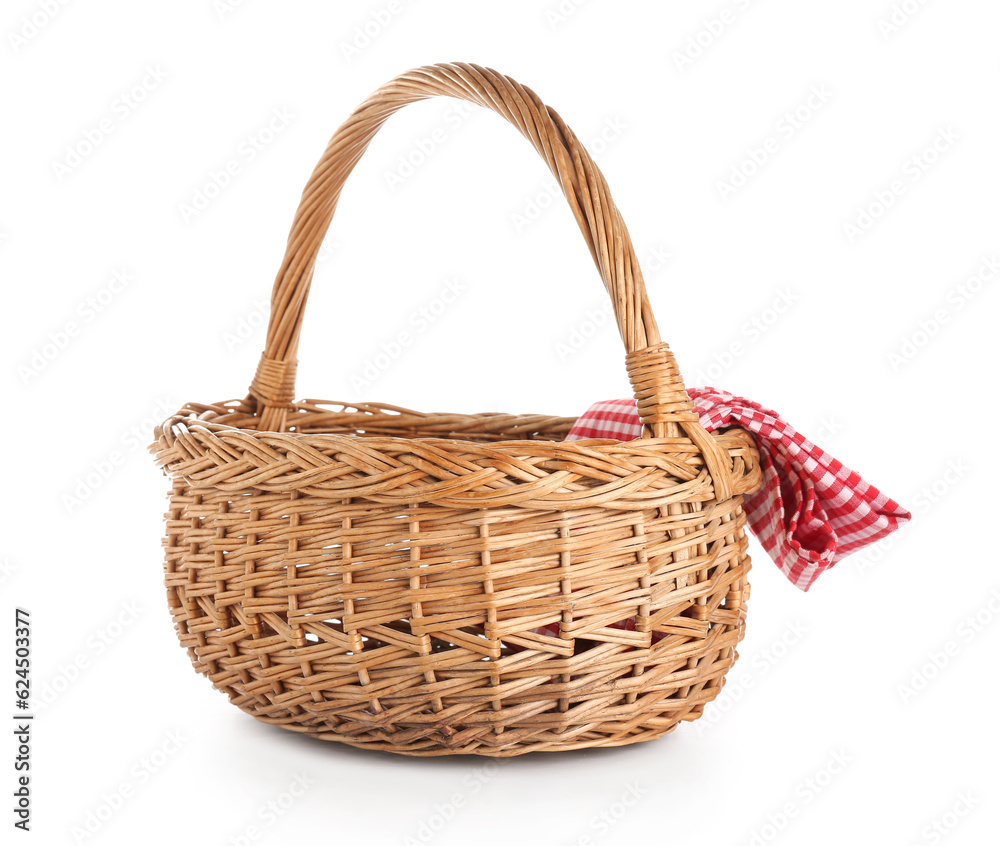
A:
[565,389,911,591]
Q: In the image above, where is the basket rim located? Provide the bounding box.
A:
[155,398,576,439]
[153,397,758,452]
[150,398,762,508]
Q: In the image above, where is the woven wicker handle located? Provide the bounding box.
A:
[248,62,733,496]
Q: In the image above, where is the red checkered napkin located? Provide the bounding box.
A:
[566,388,911,591]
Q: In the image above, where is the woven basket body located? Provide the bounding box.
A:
[151,63,761,757]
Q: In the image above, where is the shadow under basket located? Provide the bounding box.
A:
[150,63,762,756]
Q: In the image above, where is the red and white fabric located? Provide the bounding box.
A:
[565,388,911,591]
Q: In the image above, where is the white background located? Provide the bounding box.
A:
[2,1,998,844]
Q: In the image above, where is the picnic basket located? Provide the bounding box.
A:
[150,62,762,757]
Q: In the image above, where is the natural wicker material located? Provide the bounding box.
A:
[150,63,762,757]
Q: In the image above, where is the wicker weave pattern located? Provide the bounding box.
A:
[151,64,762,756]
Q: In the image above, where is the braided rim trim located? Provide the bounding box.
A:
[151,400,761,508]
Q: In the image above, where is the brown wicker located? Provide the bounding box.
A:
[150,62,762,757]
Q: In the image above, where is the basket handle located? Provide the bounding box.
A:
[248,62,734,498]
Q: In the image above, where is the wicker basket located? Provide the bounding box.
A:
[150,62,762,757]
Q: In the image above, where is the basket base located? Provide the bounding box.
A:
[267,720,683,757]
[212,668,729,757]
